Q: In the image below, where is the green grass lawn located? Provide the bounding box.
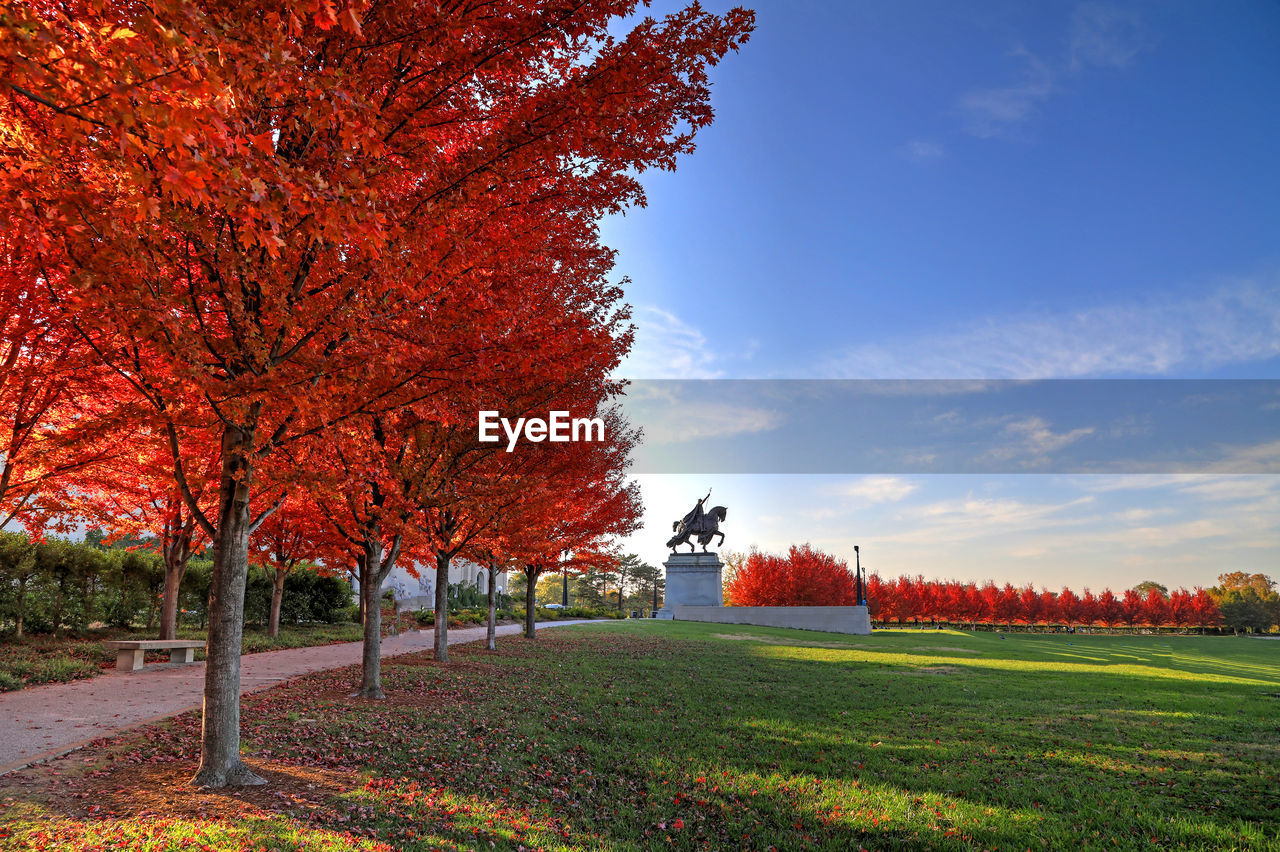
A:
[0,622,364,691]
[1,622,1277,850]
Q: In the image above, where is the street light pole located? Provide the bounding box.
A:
[561,549,570,607]
[854,545,864,606]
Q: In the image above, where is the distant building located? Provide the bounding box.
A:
[381,558,508,603]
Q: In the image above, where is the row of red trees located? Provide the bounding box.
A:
[1,0,753,787]
[865,576,1221,629]
[723,547,1222,629]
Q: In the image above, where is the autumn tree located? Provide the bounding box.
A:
[306,415,422,698]
[0,240,122,532]
[724,544,857,607]
[1019,585,1043,626]
[1097,589,1123,628]
[1142,588,1169,627]
[1120,589,1144,628]
[1167,588,1194,630]
[56,422,220,640]
[497,408,642,640]
[250,494,327,638]
[3,0,750,787]
[1189,587,1221,633]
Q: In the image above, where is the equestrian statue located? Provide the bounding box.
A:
[666,489,728,552]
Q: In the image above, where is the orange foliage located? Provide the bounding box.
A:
[724,544,858,607]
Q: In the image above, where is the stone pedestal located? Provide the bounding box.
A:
[656,551,723,619]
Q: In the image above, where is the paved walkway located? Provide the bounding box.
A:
[0,620,589,774]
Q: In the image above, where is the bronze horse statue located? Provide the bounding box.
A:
[666,505,727,552]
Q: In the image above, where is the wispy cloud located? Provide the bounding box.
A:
[990,416,1096,465]
[903,140,946,161]
[837,476,920,504]
[957,4,1146,139]
[1204,440,1280,474]
[637,401,785,445]
[622,306,722,379]
[1069,3,1145,70]
[876,494,1095,545]
[958,49,1055,138]
[622,306,760,380]
[821,276,1280,378]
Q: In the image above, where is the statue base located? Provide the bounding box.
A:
[656,551,723,619]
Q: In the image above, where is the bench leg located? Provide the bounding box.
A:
[115,649,145,672]
[169,647,196,664]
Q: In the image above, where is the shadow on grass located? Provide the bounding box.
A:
[2,624,1276,851]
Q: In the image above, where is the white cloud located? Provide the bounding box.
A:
[903,140,945,161]
[621,306,722,379]
[1069,4,1145,70]
[1002,416,1095,455]
[956,5,1145,139]
[877,494,1095,545]
[837,476,919,504]
[637,401,785,445]
[821,276,1280,378]
[1203,440,1280,474]
[1175,476,1280,501]
[958,49,1055,138]
[621,306,761,380]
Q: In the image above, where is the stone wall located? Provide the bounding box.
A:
[672,605,871,635]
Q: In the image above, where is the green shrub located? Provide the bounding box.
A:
[0,671,20,691]
[241,567,353,627]
[562,606,625,619]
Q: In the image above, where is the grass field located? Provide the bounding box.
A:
[1,622,1277,850]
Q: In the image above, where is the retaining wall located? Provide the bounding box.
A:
[672,605,871,635]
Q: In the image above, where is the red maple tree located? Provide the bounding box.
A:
[3,0,752,787]
[724,544,857,607]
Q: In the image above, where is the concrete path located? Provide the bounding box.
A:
[0,620,590,775]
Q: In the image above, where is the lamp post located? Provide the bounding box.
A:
[561,549,570,607]
[854,545,864,606]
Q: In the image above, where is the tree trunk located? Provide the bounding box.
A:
[486,563,497,651]
[191,421,265,788]
[433,550,450,662]
[14,576,25,638]
[159,557,188,640]
[80,575,93,631]
[52,576,65,636]
[524,566,538,639]
[357,548,385,698]
[159,526,192,640]
[267,569,286,638]
[353,565,365,625]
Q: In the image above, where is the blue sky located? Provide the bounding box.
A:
[604,1,1280,591]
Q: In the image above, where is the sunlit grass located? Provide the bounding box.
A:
[1,621,1276,850]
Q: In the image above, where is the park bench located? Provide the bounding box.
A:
[102,639,205,672]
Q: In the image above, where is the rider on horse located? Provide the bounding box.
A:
[678,489,711,536]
